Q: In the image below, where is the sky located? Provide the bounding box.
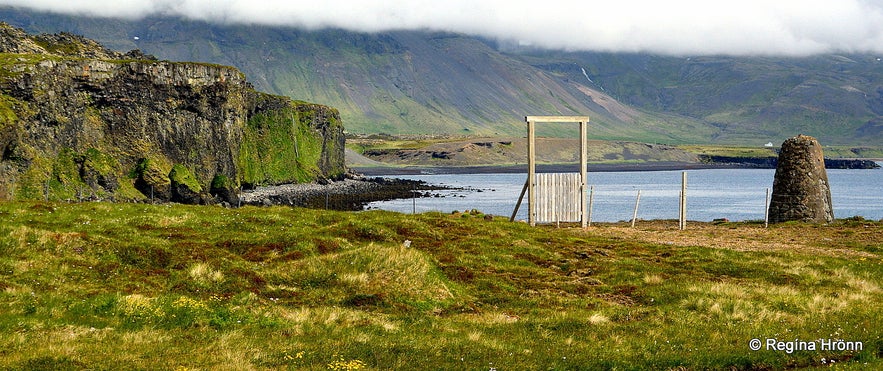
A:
[3,0,883,56]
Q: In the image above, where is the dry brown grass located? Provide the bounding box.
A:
[582,220,881,259]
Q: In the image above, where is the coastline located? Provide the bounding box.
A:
[353,158,881,176]
[240,158,880,211]
[353,161,756,176]
[238,176,445,210]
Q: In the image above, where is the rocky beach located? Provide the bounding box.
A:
[238,176,439,210]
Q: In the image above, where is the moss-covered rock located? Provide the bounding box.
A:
[169,164,205,204]
[132,158,171,202]
[209,174,236,204]
[79,148,120,195]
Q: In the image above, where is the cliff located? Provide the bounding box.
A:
[0,23,345,203]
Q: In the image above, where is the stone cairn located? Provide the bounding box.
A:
[768,135,834,223]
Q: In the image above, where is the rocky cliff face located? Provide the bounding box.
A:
[0,23,344,203]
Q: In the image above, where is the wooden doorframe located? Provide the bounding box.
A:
[525,116,590,227]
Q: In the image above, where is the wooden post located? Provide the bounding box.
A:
[631,190,641,228]
[587,185,594,227]
[679,171,687,230]
[527,119,536,226]
[579,119,588,228]
[764,187,770,228]
[510,179,529,222]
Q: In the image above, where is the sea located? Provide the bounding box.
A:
[366,167,883,222]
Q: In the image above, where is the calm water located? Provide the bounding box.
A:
[367,167,883,222]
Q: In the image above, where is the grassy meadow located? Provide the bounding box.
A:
[1,201,882,370]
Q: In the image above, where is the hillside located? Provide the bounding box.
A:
[4,9,882,146]
[1,201,881,369]
[519,51,883,145]
[350,136,700,167]
[0,23,345,203]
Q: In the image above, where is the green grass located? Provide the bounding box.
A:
[680,144,883,160]
[1,202,881,369]
[678,144,779,158]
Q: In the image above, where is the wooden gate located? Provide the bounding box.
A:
[536,173,582,223]
[510,116,590,227]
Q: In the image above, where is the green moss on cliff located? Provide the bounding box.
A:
[15,153,50,200]
[32,39,79,56]
[238,104,322,186]
[210,174,231,190]
[10,147,127,201]
[49,148,85,200]
[168,164,202,193]
[0,95,19,129]
[83,148,116,175]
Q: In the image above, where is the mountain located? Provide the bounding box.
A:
[2,8,881,146]
[0,23,345,203]
[518,50,883,145]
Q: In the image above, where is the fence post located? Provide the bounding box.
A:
[587,185,594,227]
[764,187,770,228]
[631,190,641,228]
[679,171,687,230]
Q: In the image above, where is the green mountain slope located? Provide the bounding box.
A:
[3,8,881,145]
[522,51,883,145]
[119,21,705,142]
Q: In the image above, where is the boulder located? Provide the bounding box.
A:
[768,135,834,223]
[169,164,205,204]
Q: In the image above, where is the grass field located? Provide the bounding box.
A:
[1,201,881,370]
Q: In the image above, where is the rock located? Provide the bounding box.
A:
[0,23,346,203]
[169,164,203,204]
[209,174,237,204]
[768,135,834,223]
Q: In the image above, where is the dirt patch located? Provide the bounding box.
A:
[580,221,880,259]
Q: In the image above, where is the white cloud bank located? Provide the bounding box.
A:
[4,0,883,56]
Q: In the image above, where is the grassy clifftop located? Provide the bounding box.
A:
[1,201,881,369]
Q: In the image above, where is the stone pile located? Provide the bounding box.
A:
[768,135,834,223]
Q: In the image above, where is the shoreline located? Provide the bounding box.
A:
[353,158,881,176]
[239,177,447,211]
[352,161,757,176]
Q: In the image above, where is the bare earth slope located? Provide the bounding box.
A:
[352,137,699,167]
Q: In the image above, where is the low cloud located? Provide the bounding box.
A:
[4,0,883,56]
